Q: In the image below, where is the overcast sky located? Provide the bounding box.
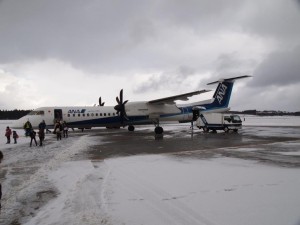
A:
[0,0,300,111]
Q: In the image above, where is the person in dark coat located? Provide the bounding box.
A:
[5,126,12,144]
[0,150,3,208]
[29,129,38,147]
[38,129,45,146]
[63,121,68,138]
[39,120,46,132]
[12,130,19,144]
[54,121,62,141]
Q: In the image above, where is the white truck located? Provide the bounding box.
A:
[196,113,242,133]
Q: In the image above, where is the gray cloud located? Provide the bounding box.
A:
[134,65,198,93]
[2,0,298,74]
[251,46,300,87]
[0,0,300,111]
[238,0,300,43]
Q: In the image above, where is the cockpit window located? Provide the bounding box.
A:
[28,110,45,115]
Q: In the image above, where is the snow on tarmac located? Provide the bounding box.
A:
[0,118,300,225]
[22,154,300,225]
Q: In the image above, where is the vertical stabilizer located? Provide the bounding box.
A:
[203,75,251,111]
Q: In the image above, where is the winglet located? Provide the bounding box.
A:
[207,75,252,85]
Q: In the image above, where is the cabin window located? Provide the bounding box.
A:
[104,113,106,116]
[78,114,80,117]
[100,113,103,116]
[96,113,98,116]
[91,113,94,116]
[28,110,45,115]
[113,113,115,116]
[73,114,75,117]
[82,114,85,117]
[108,113,111,116]
[87,113,90,117]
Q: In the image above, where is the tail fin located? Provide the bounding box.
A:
[204,75,251,111]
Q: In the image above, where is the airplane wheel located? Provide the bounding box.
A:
[128,125,135,132]
[155,126,163,134]
[233,129,238,133]
[203,127,209,133]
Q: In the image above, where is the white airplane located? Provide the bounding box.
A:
[12,75,251,134]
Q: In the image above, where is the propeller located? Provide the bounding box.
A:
[99,97,105,106]
[114,89,129,124]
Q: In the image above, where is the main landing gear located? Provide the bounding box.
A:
[153,119,164,135]
[154,126,163,134]
[128,125,135,131]
[127,124,163,134]
[127,121,164,135]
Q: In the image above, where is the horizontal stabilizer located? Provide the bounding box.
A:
[207,75,252,85]
[148,89,211,105]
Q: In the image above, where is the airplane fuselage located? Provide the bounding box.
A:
[12,103,197,129]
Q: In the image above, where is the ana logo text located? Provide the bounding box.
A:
[68,109,86,114]
[216,84,227,104]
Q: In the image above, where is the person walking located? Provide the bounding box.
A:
[63,121,68,138]
[54,121,62,141]
[29,129,37,147]
[12,131,19,144]
[0,150,3,208]
[5,126,12,144]
[39,120,46,132]
[38,128,45,146]
[23,120,32,137]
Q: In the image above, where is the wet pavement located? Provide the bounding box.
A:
[87,125,300,167]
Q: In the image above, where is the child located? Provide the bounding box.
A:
[12,130,19,144]
[63,121,68,138]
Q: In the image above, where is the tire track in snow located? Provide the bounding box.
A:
[103,158,217,225]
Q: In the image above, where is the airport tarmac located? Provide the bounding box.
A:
[87,125,300,168]
[0,119,300,225]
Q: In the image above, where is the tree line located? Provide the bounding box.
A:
[0,110,32,120]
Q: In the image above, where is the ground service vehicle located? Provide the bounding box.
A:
[196,113,242,133]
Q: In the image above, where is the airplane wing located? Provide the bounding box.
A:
[148,89,211,105]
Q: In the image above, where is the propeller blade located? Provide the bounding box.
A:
[114,89,129,125]
[120,89,123,103]
[99,97,105,106]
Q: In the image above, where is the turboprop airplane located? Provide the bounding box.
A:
[12,75,251,134]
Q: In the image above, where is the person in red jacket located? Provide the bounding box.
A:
[5,126,12,144]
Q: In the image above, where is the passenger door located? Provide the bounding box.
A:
[54,109,63,122]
